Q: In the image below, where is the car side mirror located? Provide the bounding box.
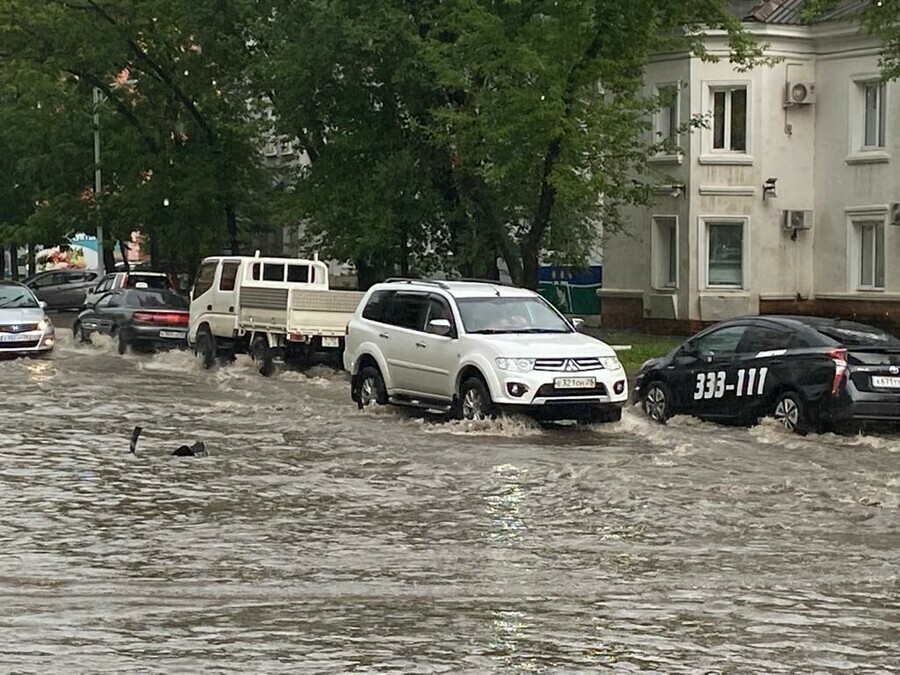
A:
[427,318,452,336]
[39,300,48,309]
[571,317,585,331]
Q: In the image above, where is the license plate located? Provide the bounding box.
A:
[554,377,596,389]
[321,336,340,348]
[872,375,900,388]
[159,330,186,339]
[0,333,32,342]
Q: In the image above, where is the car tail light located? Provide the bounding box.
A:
[828,348,848,395]
[133,311,189,325]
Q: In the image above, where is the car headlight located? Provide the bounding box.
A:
[599,356,623,371]
[37,317,51,331]
[495,357,535,372]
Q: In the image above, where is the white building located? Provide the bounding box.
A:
[599,0,900,333]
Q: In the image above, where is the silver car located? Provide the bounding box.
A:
[0,281,56,357]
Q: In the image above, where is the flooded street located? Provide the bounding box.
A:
[1,329,898,673]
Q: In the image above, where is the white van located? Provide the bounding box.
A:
[188,253,365,374]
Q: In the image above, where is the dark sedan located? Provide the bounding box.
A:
[633,315,900,434]
[73,288,189,354]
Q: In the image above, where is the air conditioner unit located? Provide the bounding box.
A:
[783,210,812,231]
[785,81,817,106]
[890,202,900,227]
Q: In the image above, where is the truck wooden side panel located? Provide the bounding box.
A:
[289,289,366,336]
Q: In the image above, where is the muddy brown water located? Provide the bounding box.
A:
[0,327,898,673]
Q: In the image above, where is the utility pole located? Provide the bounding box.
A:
[92,87,104,274]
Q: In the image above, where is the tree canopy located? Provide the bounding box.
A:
[2,0,758,286]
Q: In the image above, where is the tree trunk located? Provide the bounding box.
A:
[150,235,160,270]
[27,243,36,277]
[520,240,540,291]
[0,247,5,279]
[225,203,239,255]
[118,240,131,271]
[103,247,115,273]
[9,245,18,280]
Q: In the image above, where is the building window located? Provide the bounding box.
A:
[652,216,678,288]
[705,220,744,288]
[863,81,886,149]
[654,84,680,149]
[856,219,885,289]
[711,86,747,152]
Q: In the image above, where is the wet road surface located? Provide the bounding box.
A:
[0,330,898,673]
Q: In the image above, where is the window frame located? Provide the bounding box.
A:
[847,208,888,291]
[700,80,752,165]
[699,216,748,290]
[651,82,682,162]
[651,215,679,290]
[848,76,891,164]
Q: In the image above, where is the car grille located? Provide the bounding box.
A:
[534,357,604,372]
[0,340,40,350]
[0,323,38,334]
[535,383,608,398]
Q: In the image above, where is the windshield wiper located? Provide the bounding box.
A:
[468,329,510,334]
[0,299,24,308]
[507,328,570,334]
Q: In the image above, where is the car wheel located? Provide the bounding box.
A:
[773,391,808,435]
[251,337,276,377]
[357,366,388,408]
[459,376,495,421]
[642,381,672,424]
[195,330,216,370]
[73,322,88,344]
[116,330,129,355]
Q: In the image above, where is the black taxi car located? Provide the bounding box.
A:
[633,315,900,434]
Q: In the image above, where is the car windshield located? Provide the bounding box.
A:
[813,320,900,348]
[0,285,40,309]
[456,296,572,334]
[124,290,188,309]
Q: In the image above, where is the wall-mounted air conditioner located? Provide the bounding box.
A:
[785,82,817,106]
[783,210,812,231]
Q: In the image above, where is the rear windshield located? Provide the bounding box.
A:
[124,290,188,309]
[813,320,900,348]
[126,274,169,290]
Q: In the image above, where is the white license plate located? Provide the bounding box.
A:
[159,330,186,339]
[554,377,596,389]
[872,375,900,388]
[321,336,340,348]
[0,333,32,342]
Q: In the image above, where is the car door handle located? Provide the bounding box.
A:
[379,333,390,339]
[415,342,426,348]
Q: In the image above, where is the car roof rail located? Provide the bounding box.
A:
[449,277,519,288]
[383,277,450,290]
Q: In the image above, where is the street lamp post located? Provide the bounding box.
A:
[92,86,104,274]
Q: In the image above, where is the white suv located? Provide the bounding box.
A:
[343,279,628,423]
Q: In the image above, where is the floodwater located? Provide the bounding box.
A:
[0,330,898,674]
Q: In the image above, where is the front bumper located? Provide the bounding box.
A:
[0,329,55,356]
[490,367,629,408]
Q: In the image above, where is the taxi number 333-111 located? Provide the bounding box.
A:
[694,367,769,400]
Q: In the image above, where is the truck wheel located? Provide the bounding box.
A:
[358,366,387,408]
[458,376,495,421]
[773,391,808,436]
[195,330,216,370]
[251,338,276,377]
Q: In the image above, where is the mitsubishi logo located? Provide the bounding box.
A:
[9,325,20,333]
[563,359,579,372]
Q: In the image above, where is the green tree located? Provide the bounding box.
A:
[0,0,272,272]
[260,0,759,288]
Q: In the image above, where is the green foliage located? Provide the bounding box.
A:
[259,0,758,287]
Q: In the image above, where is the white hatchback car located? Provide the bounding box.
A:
[343,279,627,422]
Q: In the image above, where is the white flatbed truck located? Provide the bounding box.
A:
[187,253,365,374]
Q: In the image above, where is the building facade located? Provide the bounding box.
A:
[599,0,900,333]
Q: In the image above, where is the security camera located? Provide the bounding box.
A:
[762,177,777,200]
